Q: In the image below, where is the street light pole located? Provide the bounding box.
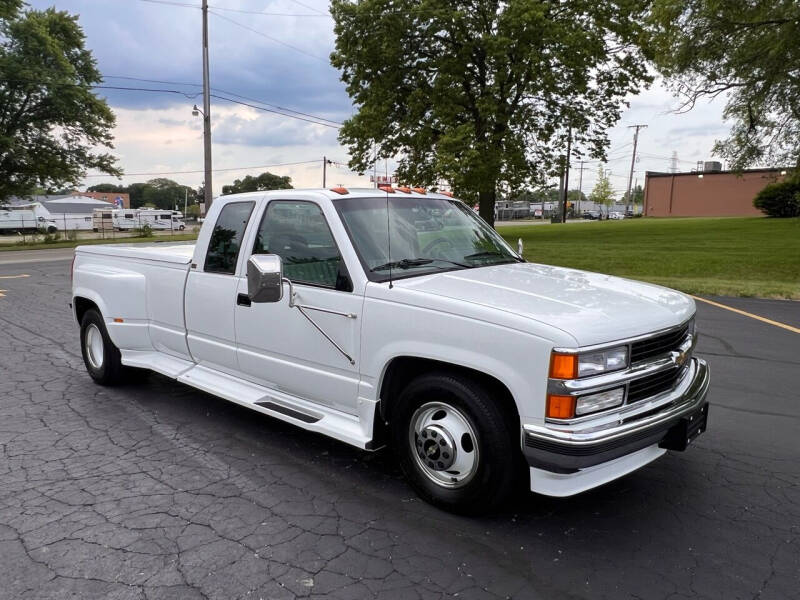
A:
[201,0,213,211]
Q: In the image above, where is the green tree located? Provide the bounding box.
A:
[140,178,194,210]
[753,175,800,217]
[567,189,588,205]
[621,184,644,206]
[646,0,800,169]
[330,0,650,225]
[0,0,22,21]
[127,182,148,209]
[0,5,119,203]
[87,183,126,194]
[221,172,293,195]
[589,167,615,215]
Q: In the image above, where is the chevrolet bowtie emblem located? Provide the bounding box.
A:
[671,349,689,366]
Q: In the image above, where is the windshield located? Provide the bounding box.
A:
[333,196,521,282]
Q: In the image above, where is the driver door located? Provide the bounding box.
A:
[234,199,362,415]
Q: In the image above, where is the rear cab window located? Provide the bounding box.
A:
[204,201,255,274]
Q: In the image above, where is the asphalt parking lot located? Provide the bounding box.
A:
[0,251,798,600]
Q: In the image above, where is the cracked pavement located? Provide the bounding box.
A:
[0,253,798,599]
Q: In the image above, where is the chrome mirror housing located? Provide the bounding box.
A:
[247,254,283,303]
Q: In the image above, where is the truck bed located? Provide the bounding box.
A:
[75,241,196,265]
[73,241,197,365]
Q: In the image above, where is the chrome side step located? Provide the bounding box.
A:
[254,400,321,424]
[120,351,378,450]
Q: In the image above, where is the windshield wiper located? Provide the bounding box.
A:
[371,257,470,272]
[463,250,523,262]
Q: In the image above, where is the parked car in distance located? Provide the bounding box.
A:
[71,188,710,514]
[581,210,601,220]
[609,211,625,220]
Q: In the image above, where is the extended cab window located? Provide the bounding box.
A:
[253,201,350,290]
[204,201,254,274]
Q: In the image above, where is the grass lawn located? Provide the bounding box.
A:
[499,217,800,299]
[0,233,199,252]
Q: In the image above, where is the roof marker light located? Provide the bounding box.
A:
[412,187,426,194]
[396,186,411,193]
[330,187,349,195]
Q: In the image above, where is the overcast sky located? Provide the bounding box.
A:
[30,0,732,197]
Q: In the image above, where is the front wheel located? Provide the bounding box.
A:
[80,309,128,385]
[391,373,518,514]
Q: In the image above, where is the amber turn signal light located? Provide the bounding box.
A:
[546,394,576,419]
[549,352,578,379]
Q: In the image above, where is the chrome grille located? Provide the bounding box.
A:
[630,321,691,363]
[628,365,687,403]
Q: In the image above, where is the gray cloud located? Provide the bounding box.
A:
[28,0,351,120]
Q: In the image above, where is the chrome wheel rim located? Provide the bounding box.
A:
[85,324,104,370]
[409,401,479,488]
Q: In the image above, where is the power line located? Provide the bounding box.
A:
[136,0,197,8]
[209,10,329,63]
[94,84,203,99]
[209,5,328,17]
[0,75,342,128]
[102,75,343,126]
[136,0,329,16]
[286,0,328,16]
[84,160,321,178]
[210,93,340,128]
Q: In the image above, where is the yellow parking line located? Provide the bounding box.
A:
[0,274,29,279]
[691,295,800,334]
[0,289,6,298]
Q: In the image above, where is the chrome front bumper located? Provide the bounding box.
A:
[523,357,710,472]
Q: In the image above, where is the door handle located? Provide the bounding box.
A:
[237,293,251,307]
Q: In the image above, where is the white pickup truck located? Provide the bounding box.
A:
[71,188,710,513]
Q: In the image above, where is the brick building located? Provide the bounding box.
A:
[643,168,791,217]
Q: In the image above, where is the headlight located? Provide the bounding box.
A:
[549,346,629,379]
[577,346,628,377]
[575,387,625,416]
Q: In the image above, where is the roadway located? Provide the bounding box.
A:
[0,251,797,599]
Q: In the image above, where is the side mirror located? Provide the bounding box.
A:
[247,254,283,303]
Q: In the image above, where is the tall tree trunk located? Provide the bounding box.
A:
[479,188,496,227]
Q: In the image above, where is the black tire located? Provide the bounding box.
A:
[79,309,128,385]
[390,372,518,514]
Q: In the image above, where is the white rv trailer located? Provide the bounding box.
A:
[92,208,114,232]
[0,207,58,233]
[93,208,187,232]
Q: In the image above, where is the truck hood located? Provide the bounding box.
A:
[394,262,695,347]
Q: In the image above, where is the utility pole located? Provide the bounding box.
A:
[577,160,586,215]
[561,125,572,223]
[201,0,213,211]
[322,156,328,187]
[625,124,647,214]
